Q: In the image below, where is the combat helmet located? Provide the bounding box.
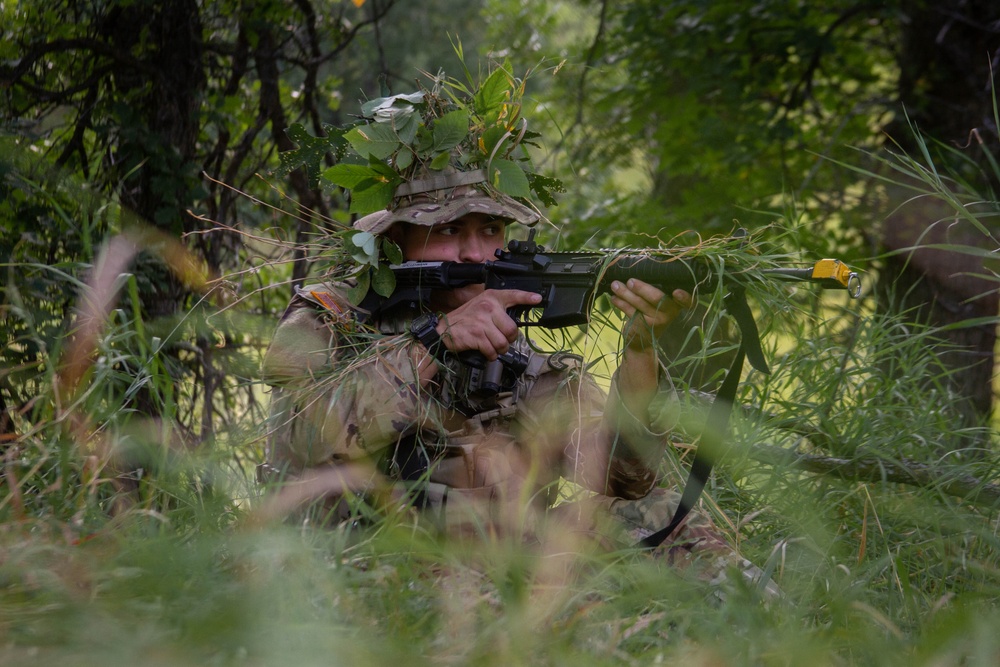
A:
[353,164,538,235]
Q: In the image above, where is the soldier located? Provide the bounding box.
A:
[260,73,777,595]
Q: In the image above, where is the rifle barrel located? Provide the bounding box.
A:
[764,259,862,297]
[601,256,861,298]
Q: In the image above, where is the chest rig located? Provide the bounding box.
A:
[372,302,558,490]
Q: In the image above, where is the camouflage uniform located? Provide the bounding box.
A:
[261,284,659,515]
[260,283,777,594]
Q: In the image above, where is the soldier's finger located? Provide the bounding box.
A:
[610,280,650,315]
[491,311,520,342]
[624,278,667,306]
[481,327,511,359]
[608,292,638,318]
[670,289,693,309]
[494,289,544,308]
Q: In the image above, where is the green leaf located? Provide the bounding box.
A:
[474,68,510,119]
[490,159,531,199]
[322,163,379,189]
[415,126,435,156]
[395,148,414,170]
[382,238,403,265]
[372,262,397,297]
[348,249,371,266]
[324,160,400,214]
[394,112,420,145]
[275,123,345,189]
[347,269,371,305]
[351,231,377,258]
[369,158,402,182]
[429,151,452,170]
[480,126,509,159]
[350,181,396,214]
[526,172,565,208]
[345,123,401,160]
[432,109,470,152]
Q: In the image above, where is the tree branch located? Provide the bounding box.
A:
[545,0,609,162]
[4,37,154,85]
[573,0,609,131]
[781,3,883,112]
[749,444,1000,508]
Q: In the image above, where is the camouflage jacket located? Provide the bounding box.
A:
[260,283,671,511]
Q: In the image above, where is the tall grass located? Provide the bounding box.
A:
[2,167,999,665]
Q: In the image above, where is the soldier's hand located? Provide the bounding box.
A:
[609,279,692,351]
[437,289,542,360]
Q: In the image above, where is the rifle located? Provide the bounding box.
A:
[359,230,862,547]
[361,229,861,374]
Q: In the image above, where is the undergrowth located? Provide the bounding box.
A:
[2,252,999,666]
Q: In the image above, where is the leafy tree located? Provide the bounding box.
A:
[486,0,999,439]
[0,0,402,519]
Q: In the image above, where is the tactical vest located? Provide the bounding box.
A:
[288,282,581,495]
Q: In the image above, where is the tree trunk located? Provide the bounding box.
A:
[878,1,1000,442]
[100,1,208,451]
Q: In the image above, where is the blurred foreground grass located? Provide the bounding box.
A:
[3,282,1000,666]
[1,464,999,667]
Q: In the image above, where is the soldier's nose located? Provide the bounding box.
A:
[459,240,487,262]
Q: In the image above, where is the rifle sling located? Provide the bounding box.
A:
[637,287,761,549]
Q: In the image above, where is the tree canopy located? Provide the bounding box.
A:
[484,0,999,430]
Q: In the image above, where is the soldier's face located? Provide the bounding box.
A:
[394,214,507,310]
[396,214,506,263]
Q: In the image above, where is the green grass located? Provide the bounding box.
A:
[1,492,997,666]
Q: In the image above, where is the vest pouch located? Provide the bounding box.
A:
[428,432,518,489]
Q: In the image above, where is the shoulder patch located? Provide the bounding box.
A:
[309,289,344,314]
[294,283,348,311]
[290,283,358,326]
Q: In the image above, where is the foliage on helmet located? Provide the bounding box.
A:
[276,62,563,216]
